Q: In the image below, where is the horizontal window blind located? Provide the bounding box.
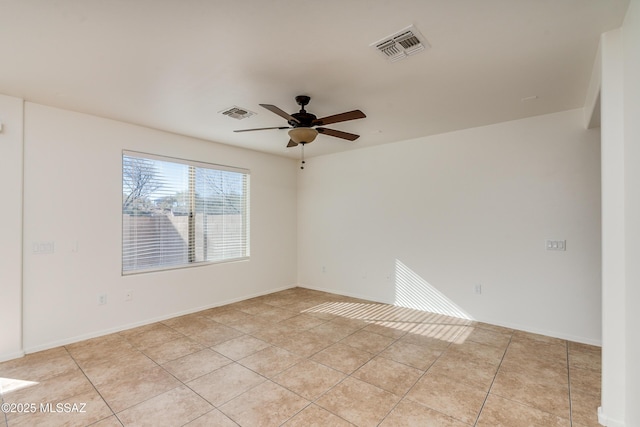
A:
[122,151,249,274]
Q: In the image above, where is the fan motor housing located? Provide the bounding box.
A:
[290,112,317,127]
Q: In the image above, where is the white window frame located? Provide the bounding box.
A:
[122,150,250,275]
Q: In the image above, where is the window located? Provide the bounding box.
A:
[122,151,250,274]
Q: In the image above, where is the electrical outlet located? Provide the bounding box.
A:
[98,294,107,305]
[125,290,133,301]
[474,284,482,295]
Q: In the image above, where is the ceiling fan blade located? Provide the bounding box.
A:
[259,104,300,124]
[316,127,360,141]
[233,126,290,133]
[312,110,366,126]
[286,139,299,148]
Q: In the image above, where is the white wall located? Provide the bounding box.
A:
[22,103,298,352]
[298,109,601,344]
[600,28,627,427]
[599,3,640,423]
[0,94,24,362]
[623,1,640,423]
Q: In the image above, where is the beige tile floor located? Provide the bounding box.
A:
[0,287,602,426]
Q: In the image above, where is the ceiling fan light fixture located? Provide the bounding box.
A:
[288,127,318,144]
[234,96,365,148]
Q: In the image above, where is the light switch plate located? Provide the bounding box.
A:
[546,239,566,251]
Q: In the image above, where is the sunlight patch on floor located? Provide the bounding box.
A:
[303,300,472,343]
[0,377,38,395]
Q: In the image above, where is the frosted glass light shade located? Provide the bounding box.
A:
[288,127,318,144]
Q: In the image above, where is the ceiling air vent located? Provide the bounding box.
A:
[371,25,430,62]
[219,106,255,120]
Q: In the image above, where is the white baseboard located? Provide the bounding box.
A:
[16,282,601,358]
[598,406,626,427]
[0,350,25,363]
[21,284,297,356]
[298,283,390,305]
[297,283,602,346]
[475,317,602,346]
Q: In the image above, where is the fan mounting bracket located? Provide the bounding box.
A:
[295,95,311,107]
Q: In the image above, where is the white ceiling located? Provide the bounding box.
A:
[0,0,629,159]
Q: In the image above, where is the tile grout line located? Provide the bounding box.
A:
[225,295,361,425]
[275,325,406,426]
[203,305,469,426]
[61,345,121,426]
[566,341,574,427]
[118,330,191,418]
[79,327,217,425]
[1,290,599,426]
[257,309,371,424]
[479,335,579,424]
[126,330,258,426]
[171,298,335,425]
[246,300,350,426]
[247,309,403,425]
[470,333,513,426]
[376,329,458,426]
[133,334,247,424]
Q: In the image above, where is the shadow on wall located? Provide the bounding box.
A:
[393,259,473,320]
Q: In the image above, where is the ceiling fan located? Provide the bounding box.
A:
[234,95,366,148]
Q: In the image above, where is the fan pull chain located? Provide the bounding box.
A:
[300,143,306,170]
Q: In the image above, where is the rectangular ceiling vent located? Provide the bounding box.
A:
[371,25,430,63]
[219,106,255,120]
